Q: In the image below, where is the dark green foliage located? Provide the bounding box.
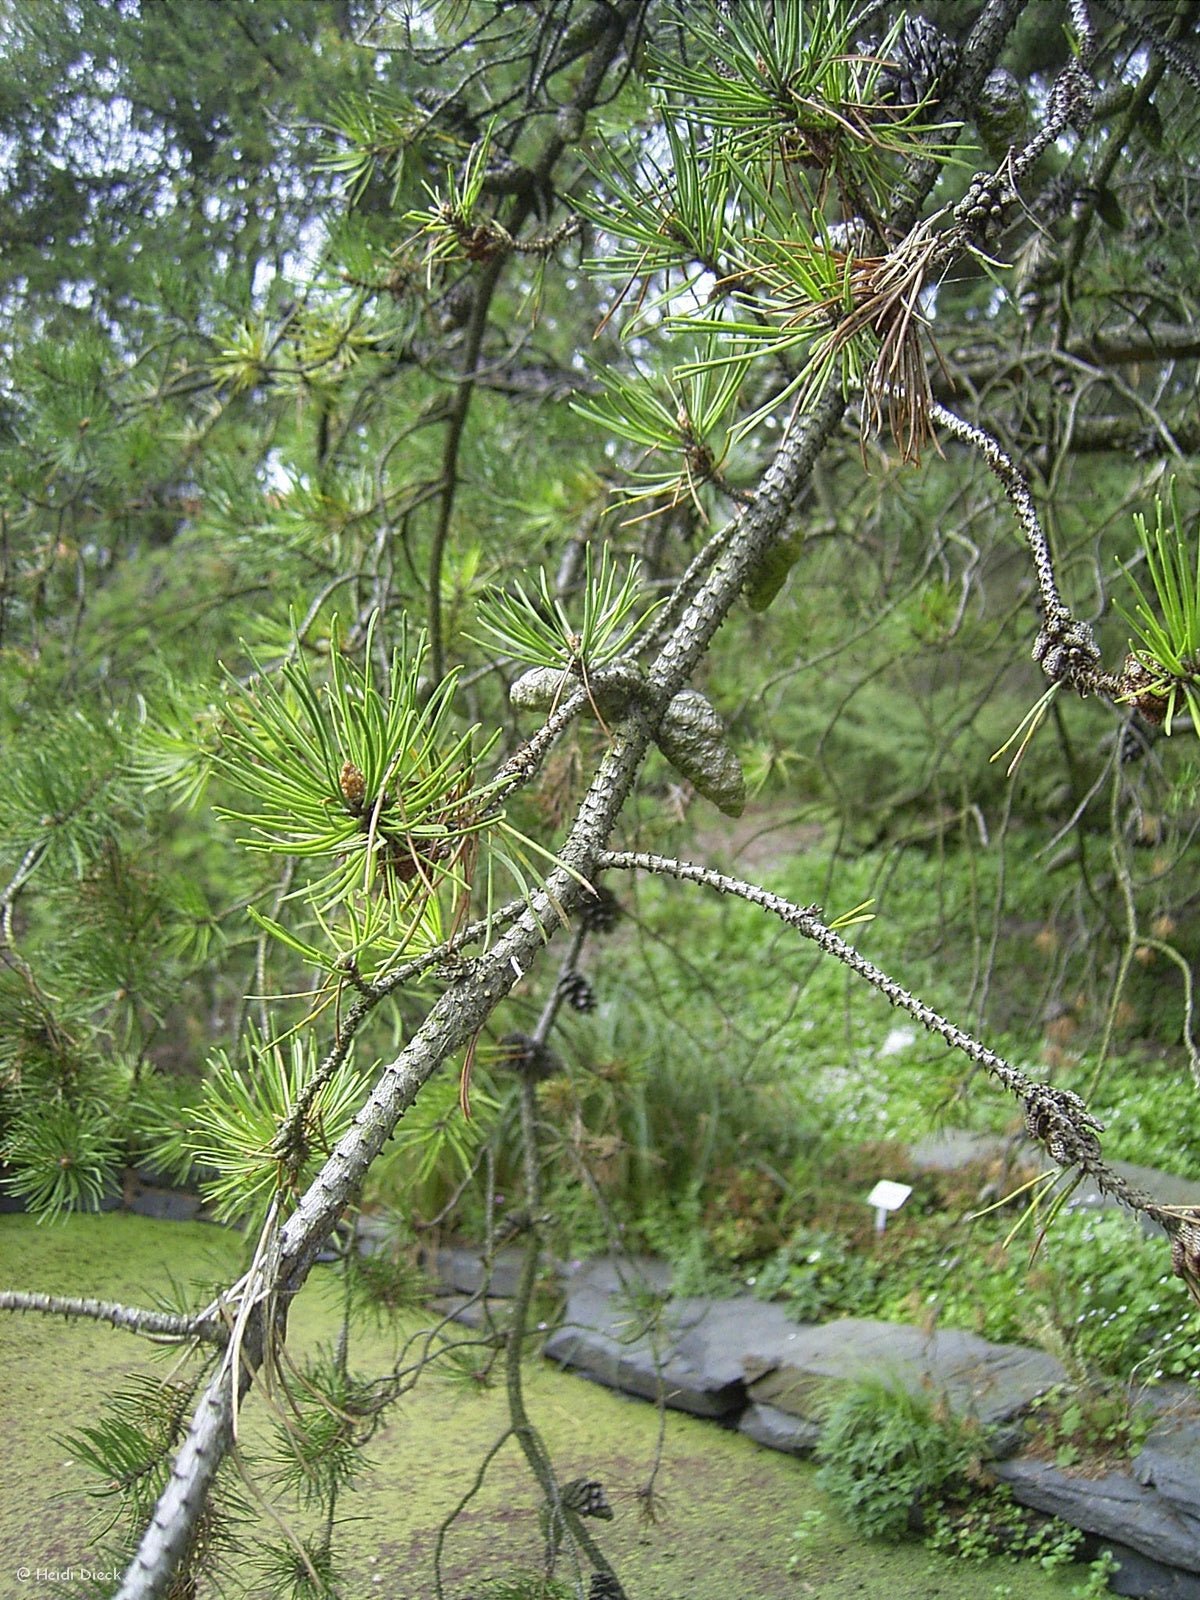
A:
[251,1536,341,1600]
[752,1227,885,1321]
[745,1182,1198,1388]
[60,1370,246,1591]
[467,1578,573,1600]
[926,1488,1083,1568]
[1,1098,121,1214]
[1026,1381,1152,1473]
[62,1374,200,1517]
[814,1377,980,1540]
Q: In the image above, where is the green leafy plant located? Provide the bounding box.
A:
[214,617,499,906]
[652,0,952,195]
[403,120,500,276]
[62,1374,201,1518]
[753,1227,884,1320]
[785,1505,829,1573]
[1040,1210,1200,1381]
[927,1487,1083,1569]
[269,1344,375,1508]
[1073,1549,1121,1598]
[576,119,738,318]
[1026,1381,1152,1472]
[1,1099,121,1217]
[571,340,746,518]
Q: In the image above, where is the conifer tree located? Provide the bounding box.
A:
[3,3,1200,1596]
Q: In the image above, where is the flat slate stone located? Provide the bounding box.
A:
[739,1400,821,1455]
[565,1255,673,1297]
[541,1247,1200,1597]
[908,1131,1012,1172]
[544,1265,805,1419]
[354,1214,398,1257]
[1102,1538,1200,1599]
[127,1184,205,1222]
[994,1414,1200,1580]
[431,1293,513,1332]
[431,1244,527,1299]
[1136,1414,1200,1512]
[746,1317,1065,1434]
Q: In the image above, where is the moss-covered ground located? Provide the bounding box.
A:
[0,1213,1093,1599]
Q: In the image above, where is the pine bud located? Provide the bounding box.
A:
[339,761,366,809]
[589,1575,627,1600]
[562,1477,614,1520]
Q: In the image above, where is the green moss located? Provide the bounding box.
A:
[0,1213,1093,1598]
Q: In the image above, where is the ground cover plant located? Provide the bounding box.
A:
[3,1,1200,1596]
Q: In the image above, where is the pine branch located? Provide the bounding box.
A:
[930,400,1118,694]
[0,1290,225,1344]
[595,848,1193,1239]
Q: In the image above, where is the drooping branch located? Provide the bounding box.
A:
[273,894,532,1159]
[112,272,847,1600]
[426,1,643,682]
[930,400,1120,696]
[596,848,1198,1246]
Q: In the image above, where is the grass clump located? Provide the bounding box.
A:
[814,1376,982,1540]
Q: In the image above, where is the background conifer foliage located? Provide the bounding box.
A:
[3,1,1200,1595]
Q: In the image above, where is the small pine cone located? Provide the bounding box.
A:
[562,1477,614,1520]
[580,887,622,937]
[865,16,959,110]
[1033,173,1084,226]
[589,1576,627,1600]
[558,971,597,1013]
[1119,654,1171,725]
[976,67,1027,152]
[339,761,366,809]
[1124,807,1164,849]
[1120,717,1154,765]
[434,277,475,332]
[497,1031,563,1080]
[1025,1099,1050,1146]
[956,174,1008,230]
[493,1208,531,1244]
[1171,1220,1200,1303]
